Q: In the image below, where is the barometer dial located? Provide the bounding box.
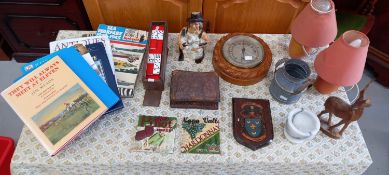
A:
[222,35,264,68]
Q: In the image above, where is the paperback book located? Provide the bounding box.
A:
[1,48,119,156]
[132,115,177,153]
[55,30,96,40]
[181,117,221,154]
[96,24,148,98]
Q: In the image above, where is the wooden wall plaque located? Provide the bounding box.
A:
[232,98,274,150]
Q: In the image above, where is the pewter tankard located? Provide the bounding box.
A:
[269,58,313,104]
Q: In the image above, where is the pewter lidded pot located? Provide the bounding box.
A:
[269,58,312,104]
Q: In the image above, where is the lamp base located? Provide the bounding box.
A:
[288,37,311,59]
[314,76,339,94]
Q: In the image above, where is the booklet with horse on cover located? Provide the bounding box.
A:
[1,48,119,156]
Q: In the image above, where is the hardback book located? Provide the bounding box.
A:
[96,24,148,98]
[132,115,177,153]
[47,35,115,74]
[85,43,124,113]
[181,117,221,154]
[22,44,99,75]
[20,43,123,114]
[1,48,119,156]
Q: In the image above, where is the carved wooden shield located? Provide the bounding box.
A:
[232,98,274,151]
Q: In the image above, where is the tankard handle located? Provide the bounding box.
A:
[290,78,315,95]
[274,58,290,73]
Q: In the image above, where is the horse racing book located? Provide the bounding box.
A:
[96,24,148,98]
[132,115,177,153]
[19,43,123,114]
[1,48,119,156]
[181,117,221,154]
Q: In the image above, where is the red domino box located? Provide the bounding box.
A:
[142,21,168,107]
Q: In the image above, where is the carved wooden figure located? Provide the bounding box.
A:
[317,80,373,139]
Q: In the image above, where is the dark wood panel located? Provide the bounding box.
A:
[0,34,12,60]
[0,0,91,62]
[4,15,80,51]
[0,0,64,5]
[366,0,389,87]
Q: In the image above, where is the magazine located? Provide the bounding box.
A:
[96,24,148,98]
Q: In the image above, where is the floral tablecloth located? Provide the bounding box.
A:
[11,31,372,175]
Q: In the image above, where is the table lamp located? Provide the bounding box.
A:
[289,0,337,58]
[314,30,370,94]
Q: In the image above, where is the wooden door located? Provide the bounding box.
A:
[203,0,303,33]
[83,0,195,32]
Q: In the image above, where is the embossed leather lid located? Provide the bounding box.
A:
[170,70,220,102]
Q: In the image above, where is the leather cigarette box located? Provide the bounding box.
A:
[170,70,220,110]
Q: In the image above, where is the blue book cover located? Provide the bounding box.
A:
[86,42,124,113]
[18,48,119,109]
[17,45,122,113]
[20,50,65,74]
[1,47,119,155]
[52,48,119,108]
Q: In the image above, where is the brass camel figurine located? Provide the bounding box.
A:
[317,80,373,139]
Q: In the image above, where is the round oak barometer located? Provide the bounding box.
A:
[213,33,272,86]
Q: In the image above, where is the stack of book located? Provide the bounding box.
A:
[1,24,149,156]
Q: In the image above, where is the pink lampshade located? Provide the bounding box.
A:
[290,0,337,48]
[314,30,370,86]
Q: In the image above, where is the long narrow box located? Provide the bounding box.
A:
[142,21,168,106]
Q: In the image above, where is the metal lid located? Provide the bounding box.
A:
[274,59,311,94]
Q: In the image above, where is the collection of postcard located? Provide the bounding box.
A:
[1,24,222,156]
[132,115,221,154]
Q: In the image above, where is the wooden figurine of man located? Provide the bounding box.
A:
[178,12,209,63]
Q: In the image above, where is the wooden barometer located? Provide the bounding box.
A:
[212,33,272,86]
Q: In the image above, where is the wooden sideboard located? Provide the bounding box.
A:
[203,0,305,33]
[366,0,389,87]
[0,0,92,62]
[83,0,306,33]
[83,0,196,33]
[0,33,12,60]
[0,0,305,62]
